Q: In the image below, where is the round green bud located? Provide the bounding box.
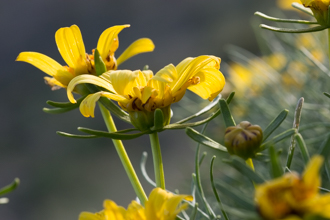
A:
[224,121,263,160]
[128,105,171,132]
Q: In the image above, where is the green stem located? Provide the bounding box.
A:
[98,102,147,205]
[149,132,165,189]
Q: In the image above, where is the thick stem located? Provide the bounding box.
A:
[149,132,165,189]
[98,102,147,205]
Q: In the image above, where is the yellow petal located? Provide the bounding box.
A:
[101,70,148,97]
[117,38,155,66]
[16,52,66,77]
[97,25,130,61]
[126,201,146,220]
[79,92,103,118]
[302,155,324,190]
[55,25,87,70]
[67,74,115,103]
[152,64,178,83]
[44,77,66,89]
[188,68,226,101]
[145,188,192,220]
[79,212,104,220]
[103,200,126,220]
[171,55,221,95]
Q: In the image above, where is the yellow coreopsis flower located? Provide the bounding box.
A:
[300,0,330,25]
[255,155,330,220]
[79,187,193,220]
[16,24,155,90]
[67,55,225,130]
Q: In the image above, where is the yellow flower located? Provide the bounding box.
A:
[300,0,330,25]
[16,24,155,90]
[67,55,225,129]
[255,155,330,220]
[79,187,193,220]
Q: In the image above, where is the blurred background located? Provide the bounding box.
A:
[0,0,295,219]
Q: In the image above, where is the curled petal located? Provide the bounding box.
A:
[97,25,130,61]
[188,68,226,101]
[79,92,103,118]
[117,38,155,66]
[55,25,87,70]
[80,92,128,118]
[16,52,66,77]
[67,75,115,103]
[171,55,221,94]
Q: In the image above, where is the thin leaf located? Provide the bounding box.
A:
[260,128,297,151]
[295,133,310,165]
[176,94,222,124]
[0,178,20,197]
[189,203,199,220]
[194,123,217,219]
[219,99,235,127]
[317,133,330,160]
[222,156,265,184]
[43,105,79,114]
[164,109,221,130]
[78,127,147,140]
[199,152,207,166]
[324,92,330,99]
[269,146,284,178]
[56,131,98,139]
[260,24,327,33]
[185,127,227,152]
[140,152,156,187]
[46,95,86,108]
[210,156,230,220]
[255,11,318,24]
[216,181,255,210]
[286,97,304,170]
[263,109,289,141]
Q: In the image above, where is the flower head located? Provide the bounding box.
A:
[16,24,155,90]
[300,0,330,25]
[79,187,192,220]
[67,55,225,129]
[255,155,330,220]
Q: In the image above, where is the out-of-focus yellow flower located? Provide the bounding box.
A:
[67,55,225,117]
[277,0,300,10]
[16,24,155,90]
[300,0,330,25]
[79,188,193,220]
[228,58,276,98]
[255,155,330,220]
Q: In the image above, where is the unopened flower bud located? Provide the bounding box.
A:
[224,121,263,159]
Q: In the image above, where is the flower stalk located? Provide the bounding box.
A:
[98,102,147,205]
[149,132,165,189]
